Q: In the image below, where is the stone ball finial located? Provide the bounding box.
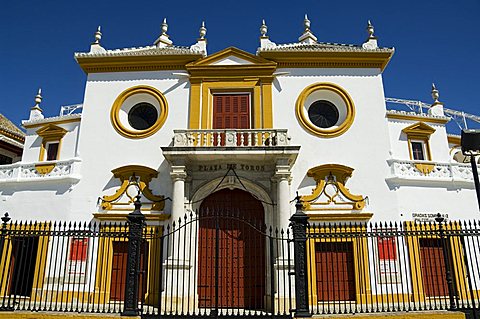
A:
[260,19,268,37]
[304,14,311,31]
[161,18,168,35]
[35,88,42,106]
[94,26,102,44]
[199,21,207,39]
[367,20,375,39]
[431,83,440,104]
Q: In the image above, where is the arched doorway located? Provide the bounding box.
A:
[198,188,265,309]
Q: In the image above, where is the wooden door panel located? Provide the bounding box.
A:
[419,239,448,297]
[110,241,148,302]
[213,94,250,146]
[315,242,355,301]
[198,189,265,309]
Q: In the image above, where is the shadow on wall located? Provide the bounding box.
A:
[0,182,72,196]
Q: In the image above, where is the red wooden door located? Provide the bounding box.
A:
[315,242,355,301]
[198,189,265,309]
[110,241,148,301]
[212,94,250,146]
[419,238,449,297]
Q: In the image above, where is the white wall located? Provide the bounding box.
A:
[272,68,400,221]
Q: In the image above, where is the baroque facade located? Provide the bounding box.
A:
[0,17,478,317]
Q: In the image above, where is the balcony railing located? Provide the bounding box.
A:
[0,158,81,183]
[172,129,290,147]
[387,159,475,185]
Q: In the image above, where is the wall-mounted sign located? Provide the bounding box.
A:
[412,212,449,223]
[198,163,265,172]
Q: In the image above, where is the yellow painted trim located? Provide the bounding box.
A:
[309,311,465,319]
[307,212,373,221]
[0,223,51,300]
[34,163,56,175]
[189,79,202,129]
[198,81,268,129]
[92,225,162,305]
[187,47,275,66]
[93,212,170,221]
[259,50,394,71]
[295,83,355,138]
[0,313,141,319]
[414,163,435,175]
[110,85,168,139]
[101,165,165,211]
[301,164,366,211]
[307,225,371,305]
[36,124,67,161]
[448,135,461,145]
[76,54,202,74]
[386,112,449,124]
[261,81,273,128]
[404,222,469,303]
[23,117,81,129]
[403,122,435,162]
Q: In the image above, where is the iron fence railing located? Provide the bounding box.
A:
[306,220,480,317]
[1,205,480,319]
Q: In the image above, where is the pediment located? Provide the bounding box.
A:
[36,124,67,139]
[187,47,276,67]
[402,122,435,137]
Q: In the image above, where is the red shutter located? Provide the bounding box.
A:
[213,94,250,129]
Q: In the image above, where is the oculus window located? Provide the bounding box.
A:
[296,83,355,138]
[128,103,158,130]
[307,100,339,129]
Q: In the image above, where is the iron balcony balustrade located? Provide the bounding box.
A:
[0,158,82,183]
[172,129,290,148]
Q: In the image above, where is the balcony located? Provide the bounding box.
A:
[386,158,475,187]
[172,128,290,147]
[0,158,82,183]
[164,129,299,164]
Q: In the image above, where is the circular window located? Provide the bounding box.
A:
[111,86,168,139]
[296,83,355,138]
[128,103,158,130]
[308,100,339,128]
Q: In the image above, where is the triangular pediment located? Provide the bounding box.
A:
[187,47,276,67]
[402,122,436,136]
[36,124,67,139]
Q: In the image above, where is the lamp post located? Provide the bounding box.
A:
[461,129,480,210]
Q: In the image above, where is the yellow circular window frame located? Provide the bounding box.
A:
[111,86,168,139]
[295,83,355,138]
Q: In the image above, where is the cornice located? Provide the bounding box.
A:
[22,114,82,129]
[258,50,394,71]
[386,110,449,124]
[76,54,203,73]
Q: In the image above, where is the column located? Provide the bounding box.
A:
[274,159,292,231]
[170,165,187,222]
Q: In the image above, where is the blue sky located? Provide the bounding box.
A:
[0,0,479,133]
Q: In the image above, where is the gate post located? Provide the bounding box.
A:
[435,213,457,311]
[121,195,146,316]
[290,196,311,317]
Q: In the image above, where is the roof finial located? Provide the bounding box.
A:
[362,19,378,49]
[367,20,375,39]
[199,21,207,39]
[28,88,44,121]
[94,26,102,44]
[260,19,268,37]
[161,18,168,36]
[304,14,311,31]
[431,83,440,104]
[155,18,173,47]
[34,88,42,108]
[298,14,317,44]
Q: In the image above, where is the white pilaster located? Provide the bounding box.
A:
[274,159,292,231]
[170,165,187,222]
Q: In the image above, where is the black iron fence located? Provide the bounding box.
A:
[1,203,480,318]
